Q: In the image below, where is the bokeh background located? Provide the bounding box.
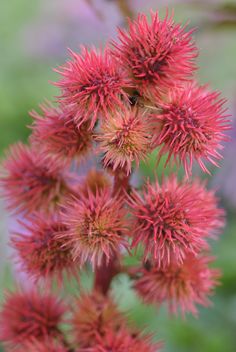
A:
[0,1,236,351]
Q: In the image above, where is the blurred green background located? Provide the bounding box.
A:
[0,1,236,351]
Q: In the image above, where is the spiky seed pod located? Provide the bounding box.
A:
[111,11,197,99]
[0,143,75,214]
[97,109,152,175]
[79,169,111,197]
[134,253,221,316]
[0,290,66,348]
[83,327,162,352]
[71,291,124,347]
[61,188,129,268]
[55,47,129,129]
[151,82,230,176]
[9,339,68,352]
[11,213,78,283]
[30,102,93,162]
[128,176,224,267]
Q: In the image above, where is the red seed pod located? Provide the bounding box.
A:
[151,82,230,176]
[111,11,197,99]
[71,291,124,347]
[12,213,79,284]
[0,143,75,215]
[61,188,129,268]
[79,169,112,197]
[97,108,152,175]
[0,289,66,348]
[134,253,221,317]
[30,102,93,163]
[9,339,68,352]
[55,47,129,129]
[83,327,162,352]
[128,176,224,267]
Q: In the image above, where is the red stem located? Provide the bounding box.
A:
[94,254,120,295]
[94,169,130,295]
[112,169,131,197]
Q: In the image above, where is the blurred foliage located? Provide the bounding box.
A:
[0,1,236,351]
[0,0,57,154]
